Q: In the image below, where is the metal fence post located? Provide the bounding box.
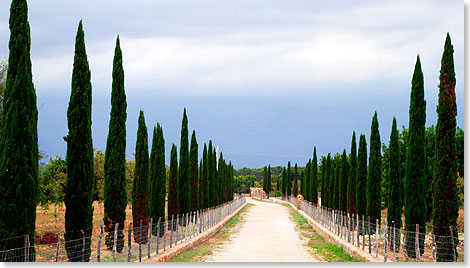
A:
[139,220,142,262]
[368,216,371,254]
[148,218,153,259]
[81,230,86,262]
[450,226,456,262]
[156,218,161,255]
[376,219,379,258]
[431,225,436,262]
[362,215,365,251]
[392,221,396,262]
[384,220,387,262]
[170,215,174,248]
[24,234,29,262]
[97,226,103,262]
[357,214,360,247]
[113,223,119,262]
[127,223,132,262]
[55,232,61,262]
[415,224,420,262]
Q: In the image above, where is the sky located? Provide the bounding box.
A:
[0,0,465,168]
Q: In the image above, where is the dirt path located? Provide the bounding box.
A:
[205,197,318,262]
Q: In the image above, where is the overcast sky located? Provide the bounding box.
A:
[0,0,464,168]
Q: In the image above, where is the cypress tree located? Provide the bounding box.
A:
[263,166,267,194]
[132,111,149,243]
[347,132,357,214]
[168,144,179,230]
[367,112,382,231]
[311,148,318,205]
[282,167,287,199]
[64,21,94,262]
[267,165,271,197]
[212,146,218,206]
[208,141,214,207]
[356,134,367,218]
[199,159,203,209]
[405,56,427,257]
[388,117,401,248]
[433,33,459,262]
[217,152,224,204]
[0,0,38,261]
[103,36,126,252]
[149,124,166,236]
[326,154,332,208]
[189,130,198,212]
[293,164,298,197]
[287,162,292,197]
[305,160,311,200]
[333,156,340,210]
[321,156,326,207]
[203,143,209,208]
[178,109,190,216]
[340,150,349,212]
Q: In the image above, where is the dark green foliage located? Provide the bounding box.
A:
[293,164,298,197]
[168,144,179,229]
[178,109,190,216]
[367,112,381,228]
[326,154,332,208]
[347,132,357,214]
[405,56,426,257]
[189,130,198,212]
[305,160,311,200]
[356,135,367,217]
[211,146,218,206]
[340,150,349,212]
[64,21,93,262]
[333,155,340,210]
[311,148,318,205]
[267,165,271,197]
[132,111,149,243]
[320,156,326,206]
[287,162,292,196]
[263,166,267,194]
[208,141,214,207]
[433,34,459,262]
[388,117,401,247]
[103,36,126,251]
[0,0,38,261]
[199,159,203,209]
[149,124,165,237]
[282,167,287,199]
[217,152,224,204]
[203,143,209,209]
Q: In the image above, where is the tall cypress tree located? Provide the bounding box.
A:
[149,124,166,236]
[311,148,318,205]
[347,132,357,214]
[168,144,179,230]
[267,165,271,197]
[217,152,224,204]
[433,33,459,262]
[132,111,149,243]
[199,159,203,209]
[340,149,349,212]
[388,117,401,248]
[367,112,382,230]
[320,156,326,206]
[178,109,190,216]
[64,21,94,262]
[305,160,311,200]
[333,156,340,210]
[293,164,298,197]
[287,162,292,197]
[203,143,209,208]
[356,134,367,218]
[0,0,38,261]
[212,147,218,206]
[405,56,427,257]
[189,130,198,212]
[103,36,126,252]
[282,167,287,199]
[208,141,214,207]
[263,166,267,194]
[326,154,332,208]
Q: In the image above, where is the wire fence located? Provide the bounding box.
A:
[288,196,464,262]
[0,196,246,262]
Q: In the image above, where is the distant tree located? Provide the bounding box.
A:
[367,112,381,230]
[103,36,127,252]
[356,134,367,219]
[340,149,349,212]
[333,155,340,210]
[347,132,357,214]
[282,167,287,199]
[267,165,271,197]
[405,56,426,257]
[326,154,332,208]
[38,157,67,209]
[64,21,93,262]
[293,164,298,197]
[203,143,209,208]
[132,111,149,243]
[388,117,401,248]
[199,159,203,209]
[320,156,326,206]
[311,148,318,205]
[178,109,190,216]
[168,144,179,230]
[189,130,198,212]
[208,141,214,206]
[287,162,292,197]
[263,166,267,194]
[305,160,311,200]
[433,33,459,262]
[150,124,166,237]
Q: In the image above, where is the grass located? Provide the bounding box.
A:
[169,204,252,262]
[283,204,362,262]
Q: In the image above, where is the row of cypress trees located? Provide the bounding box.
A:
[284,34,458,262]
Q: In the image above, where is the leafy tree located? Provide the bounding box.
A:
[388,117,401,248]
[347,132,357,214]
[340,149,349,212]
[103,36,127,252]
[63,21,93,262]
[132,111,149,243]
[404,56,426,257]
[38,157,67,209]
[287,162,292,197]
[168,144,179,230]
[293,164,298,197]
[178,109,190,216]
[433,33,459,262]
[263,166,267,194]
[356,134,367,218]
[311,148,318,205]
[267,165,271,197]
[367,112,381,231]
[189,130,198,211]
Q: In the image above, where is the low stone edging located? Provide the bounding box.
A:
[141,202,248,262]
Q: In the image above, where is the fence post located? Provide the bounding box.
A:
[431,225,436,262]
[97,226,103,262]
[368,216,371,254]
[376,219,379,258]
[24,234,29,262]
[384,220,387,262]
[403,222,408,262]
[139,220,142,262]
[185,213,189,241]
[156,218,161,254]
[113,223,119,262]
[351,213,355,245]
[163,218,167,250]
[148,218,153,259]
[81,229,86,262]
[170,215,174,248]
[127,223,132,262]
[176,214,179,245]
[55,232,61,262]
[450,226,456,262]
[415,224,420,262]
[347,213,350,243]
[362,215,365,251]
[357,214,360,247]
[392,221,396,262]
